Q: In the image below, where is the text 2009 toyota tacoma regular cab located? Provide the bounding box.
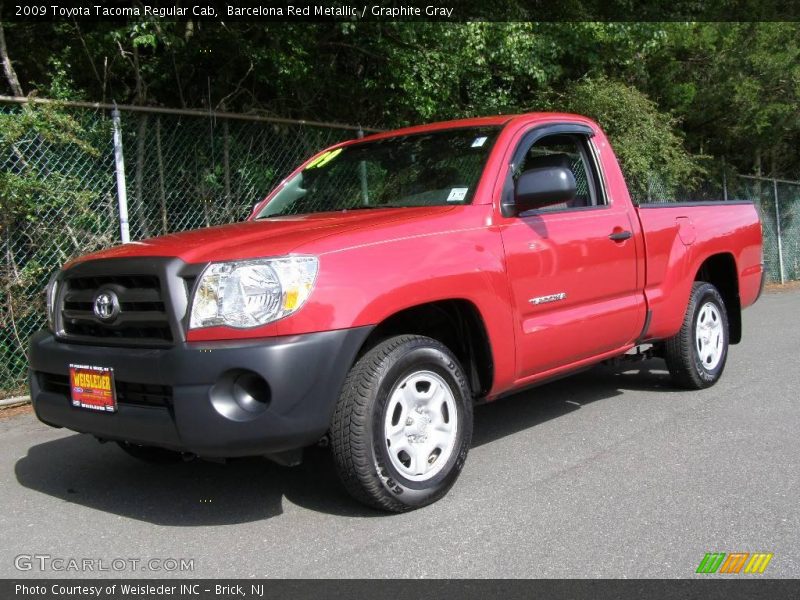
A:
[29,113,764,511]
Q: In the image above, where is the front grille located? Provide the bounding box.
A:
[38,372,172,408]
[58,274,173,346]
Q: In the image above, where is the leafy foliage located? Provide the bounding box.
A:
[5,21,798,181]
[4,21,799,180]
[549,77,701,197]
[0,102,114,390]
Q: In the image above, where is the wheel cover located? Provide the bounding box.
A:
[695,301,724,370]
[383,370,459,482]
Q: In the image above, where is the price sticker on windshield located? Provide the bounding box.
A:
[447,188,468,202]
[471,136,488,148]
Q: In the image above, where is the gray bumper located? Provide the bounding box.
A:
[28,327,371,457]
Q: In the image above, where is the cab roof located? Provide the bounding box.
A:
[359,112,593,142]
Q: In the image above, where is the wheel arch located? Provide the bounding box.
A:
[356,299,494,399]
[694,252,741,344]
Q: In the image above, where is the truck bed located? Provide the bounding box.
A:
[636,201,763,342]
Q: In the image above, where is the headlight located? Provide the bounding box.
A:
[189,256,318,329]
[45,273,59,332]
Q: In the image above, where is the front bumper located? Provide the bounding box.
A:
[28,327,372,457]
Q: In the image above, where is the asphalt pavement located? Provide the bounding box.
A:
[1,289,797,578]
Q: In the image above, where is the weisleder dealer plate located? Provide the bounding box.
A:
[68,364,117,413]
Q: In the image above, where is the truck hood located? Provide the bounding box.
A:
[68,207,455,267]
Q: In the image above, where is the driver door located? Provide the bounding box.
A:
[500,129,644,379]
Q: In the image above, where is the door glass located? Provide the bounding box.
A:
[514,134,598,211]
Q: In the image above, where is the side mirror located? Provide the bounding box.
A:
[509,166,576,215]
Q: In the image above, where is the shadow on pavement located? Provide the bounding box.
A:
[473,358,679,447]
[15,359,679,525]
[14,439,378,525]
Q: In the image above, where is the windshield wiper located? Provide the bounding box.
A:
[256,203,413,218]
[345,203,410,210]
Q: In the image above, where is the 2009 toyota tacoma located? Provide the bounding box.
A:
[29,113,764,512]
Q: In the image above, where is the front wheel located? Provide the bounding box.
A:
[330,335,473,512]
[664,282,729,389]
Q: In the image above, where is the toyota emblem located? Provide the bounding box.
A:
[93,290,120,321]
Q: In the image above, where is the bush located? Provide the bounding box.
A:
[547,76,701,199]
[0,101,115,392]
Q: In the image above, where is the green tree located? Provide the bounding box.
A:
[549,76,700,198]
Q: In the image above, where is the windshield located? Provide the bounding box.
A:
[256,126,500,218]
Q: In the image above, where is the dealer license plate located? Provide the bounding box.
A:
[69,364,117,413]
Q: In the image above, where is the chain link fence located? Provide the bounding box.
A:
[733,176,800,284]
[0,98,368,395]
[1,98,799,396]
[115,109,364,238]
[636,174,800,284]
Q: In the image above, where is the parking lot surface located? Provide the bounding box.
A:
[1,289,797,578]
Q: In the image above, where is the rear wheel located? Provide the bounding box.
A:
[664,282,729,389]
[330,335,473,512]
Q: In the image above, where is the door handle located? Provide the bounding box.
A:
[609,230,632,242]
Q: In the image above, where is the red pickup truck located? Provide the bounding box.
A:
[29,113,764,512]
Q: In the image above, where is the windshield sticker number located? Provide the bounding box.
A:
[447,188,468,202]
[305,148,343,170]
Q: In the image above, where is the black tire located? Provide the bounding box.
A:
[330,335,473,512]
[116,441,183,464]
[664,282,729,390]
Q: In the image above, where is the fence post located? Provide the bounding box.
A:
[722,156,728,201]
[773,178,785,284]
[111,106,131,243]
[357,127,369,206]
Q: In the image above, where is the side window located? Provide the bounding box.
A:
[514,133,603,212]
